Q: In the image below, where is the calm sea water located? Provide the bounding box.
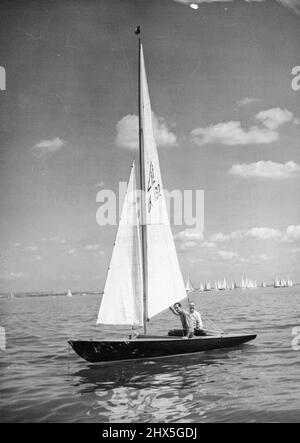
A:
[0,288,299,423]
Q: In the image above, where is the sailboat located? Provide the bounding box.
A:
[204,281,212,292]
[274,278,281,288]
[67,289,72,298]
[69,32,256,363]
[241,277,246,290]
[185,275,194,293]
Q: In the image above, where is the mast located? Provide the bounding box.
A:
[136,27,148,335]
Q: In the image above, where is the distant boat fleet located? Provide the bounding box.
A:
[274,278,293,289]
[186,275,294,293]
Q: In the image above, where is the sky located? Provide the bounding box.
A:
[0,0,299,292]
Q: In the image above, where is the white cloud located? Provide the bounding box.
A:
[245,227,282,241]
[84,244,101,251]
[283,225,300,242]
[7,272,30,279]
[191,121,278,146]
[210,231,242,243]
[174,229,203,242]
[190,258,205,264]
[211,227,281,243]
[178,241,198,251]
[210,225,300,244]
[175,229,204,252]
[32,137,65,155]
[237,253,272,264]
[32,255,42,262]
[173,0,300,16]
[217,250,239,260]
[83,244,105,256]
[256,108,295,130]
[237,97,262,108]
[200,241,216,249]
[258,254,271,261]
[229,161,300,179]
[94,250,105,257]
[95,182,105,188]
[23,245,39,252]
[191,107,297,146]
[116,113,177,150]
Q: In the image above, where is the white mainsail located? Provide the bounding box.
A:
[67,289,72,298]
[139,44,187,319]
[97,164,143,326]
[97,44,186,327]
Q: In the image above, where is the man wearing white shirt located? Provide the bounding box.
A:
[189,303,206,336]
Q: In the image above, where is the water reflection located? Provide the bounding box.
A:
[72,350,232,393]
[70,350,238,422]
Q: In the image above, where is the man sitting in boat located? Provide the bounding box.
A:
[189,302,207,336]
[168,303,194,338]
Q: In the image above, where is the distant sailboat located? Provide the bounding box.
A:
[68,30,256,363]
[241,277,246,290]
[10,292,15,299]
[67,289,73,298]
[215,280,225,291]
[185,275,194,293]
[199,282,205,292]
[204,281,212,292]
[274,277,293,288]
[274,278,281,288]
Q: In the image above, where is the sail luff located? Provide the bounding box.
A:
[138,37,149,335]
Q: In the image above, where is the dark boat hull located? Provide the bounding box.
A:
[68,334,257,363]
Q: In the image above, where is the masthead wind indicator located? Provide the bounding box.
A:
[134,26,141,35]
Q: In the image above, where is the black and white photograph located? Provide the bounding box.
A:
[0,0,299,424]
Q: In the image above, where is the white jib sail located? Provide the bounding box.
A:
[140,45,187,319]
[97,164,143,326]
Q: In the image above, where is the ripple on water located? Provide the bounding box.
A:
[0,290,300,422]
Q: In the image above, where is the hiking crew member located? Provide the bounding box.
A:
[169,303,194,338]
